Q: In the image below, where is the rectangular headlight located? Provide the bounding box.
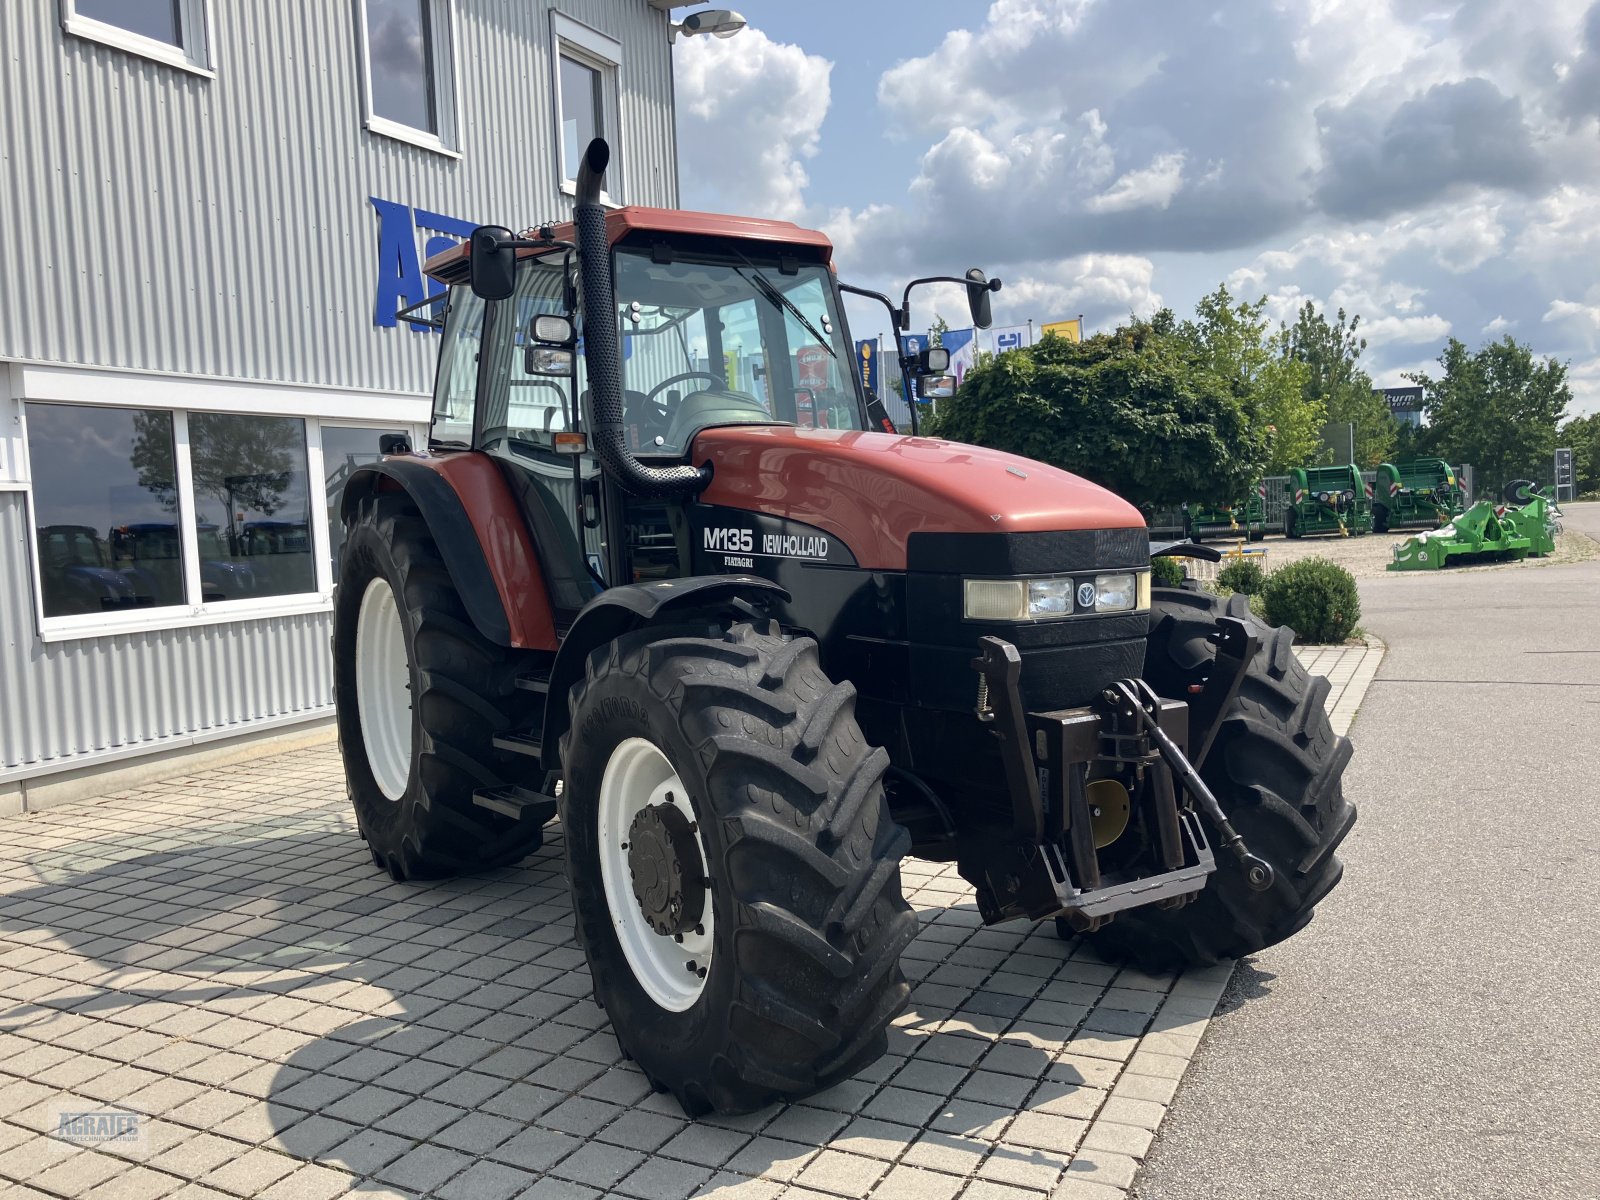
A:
[1027,577,1074,617]
[964,579,1028,621]
[1092,573,1137,613]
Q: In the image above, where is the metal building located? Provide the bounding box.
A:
[1,0,682,809]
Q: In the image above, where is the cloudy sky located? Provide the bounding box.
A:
[673,0,1600,416]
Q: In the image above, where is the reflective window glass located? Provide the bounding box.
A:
[77,0,181,46]
[366,0,436,132]
[322,427,406,577]
[26,402,187,617]
[559,54,601,184]
[188,414,315,601]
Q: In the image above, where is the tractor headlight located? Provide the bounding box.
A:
[963,571,1150,621]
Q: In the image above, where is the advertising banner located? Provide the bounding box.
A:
[856,339,879,400]
[943,328,976,386]
[992,324,1030,353]
[1042,318,1082,342]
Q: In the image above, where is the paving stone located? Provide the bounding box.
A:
[375,1095,462,1139]
[327,1128,412,1176]
[257,1163,355,1200]
[435,1110,522,1155]
[491,1125,582,1173]
[868,1164,964,1200]
[977,1143,1072,1191]
[722,1135,817,1181]
[30,1153,126,1196]
[959,1182,1039,1200]
[1059,1149,1138,1190]
[547,1139,645,1190]
[827,1115,919,1161]
[1096,1096,1165,1131]
[760,1105,849,1146]
[1079,1120,1154,1159]
[1050,1178,1125,1200]
[614,1155,714,1200]
[688,1172,785,1200]
[1110,1072,1178,1105]
[793,1148,889,1197]
[658,1121,752,1168]
[199,1146,298,1196]
[595,1106,686,1151]
[433,1159,539,1200]
[81,1164,184,1199]
[1003,1111,1089,1153]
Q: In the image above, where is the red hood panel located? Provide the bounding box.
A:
[693,426,1145,571]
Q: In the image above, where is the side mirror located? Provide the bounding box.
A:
[378,433,412,456]
[468,225,518,301]
[916,346,950,376]
[965,267,1001,330]
[919,374,956,401]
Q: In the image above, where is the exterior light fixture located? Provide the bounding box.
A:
[671,8,747,42]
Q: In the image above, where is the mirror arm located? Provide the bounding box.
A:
[839,281,918,436]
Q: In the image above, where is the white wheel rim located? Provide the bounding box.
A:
[355,576,412,802]
[598,737,713,1011]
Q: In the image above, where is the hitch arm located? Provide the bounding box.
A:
[1103,680,1275,892]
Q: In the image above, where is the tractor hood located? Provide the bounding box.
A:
[693,426,1144,571]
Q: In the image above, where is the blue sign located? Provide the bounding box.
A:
[996,329,1025,352]
[371,198,475,331]
[856,338,879,399]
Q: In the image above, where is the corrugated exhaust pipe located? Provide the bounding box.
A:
[574,138,709,497]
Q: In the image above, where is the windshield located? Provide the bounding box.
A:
[613,246,864,455]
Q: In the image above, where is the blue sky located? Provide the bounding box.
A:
[673,1,1600,416]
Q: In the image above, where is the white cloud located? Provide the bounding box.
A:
[1543,299,1600,336]
[1483,315,1514,333]
[1360,314,1452,346]
[674,30,830,220]
[1084,153,1186,214]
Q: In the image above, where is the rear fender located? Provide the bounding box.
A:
[541,575,791,772]
[340,455,559,650]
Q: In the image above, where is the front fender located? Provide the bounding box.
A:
[540,575,791,772]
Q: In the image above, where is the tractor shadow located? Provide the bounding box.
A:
[0,811,1236,1190]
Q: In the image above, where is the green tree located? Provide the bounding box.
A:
[1284,302,1396,467]
[1406,337,1571,496]
[1181,285,1323,477]
[924,316,1266,507]
[1558,412,1600,495]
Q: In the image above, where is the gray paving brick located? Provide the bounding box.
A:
[1004,1110,1088,1154]
[490,1125,582,1173]
[547,1139,645,1190]
[721,1135,817,1181]
[539,1095,624,1136]
[434,1110,522,1154]
[199,1146,298,1196]
[81,1163,185,1199]
[794,1148,889,1197]
[376,1095,463,1139]
[517,1178,600,1200]
[1059,1148,1139,1190]
[869,1164,964,1200]
[257,1163,356,1200]
[480,1081,564,1122]
[433,1159,539,1200]
[860,1085,946,1126]
[689,1171,784,1200]
[614,1155,714,1200]
[30,1152,125,1196]
[957,1070,1034,1109]
[376,1142,475,1192]
[977,1142,1072,1191]
[1078,1119,1154,1159]
[760,1105,849,1146]
[327,1127,412,1176]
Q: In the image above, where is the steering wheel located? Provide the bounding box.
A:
[645,371,724,405]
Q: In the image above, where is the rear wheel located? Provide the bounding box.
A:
[1285,510,1302,539]
[334,491,545,880]
[1066,590,1356,970]
[561,621,917,1115]
[1373,504,1390,533]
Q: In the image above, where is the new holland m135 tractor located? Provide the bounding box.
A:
[334,141,1354,1115]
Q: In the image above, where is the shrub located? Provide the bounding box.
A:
[1151,556,1185,588]
[1261,557,1360,643]
[1216,558,1266,595]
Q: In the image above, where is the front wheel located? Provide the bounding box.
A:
[1070,590,1356,970]
[560,621,917,1115]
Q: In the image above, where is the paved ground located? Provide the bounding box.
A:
[1135,502,1600,1199]
[0,643,1377,1200]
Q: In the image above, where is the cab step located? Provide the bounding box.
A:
[513,670,551,694]
[492,732,543,758]
[472,785,558,824]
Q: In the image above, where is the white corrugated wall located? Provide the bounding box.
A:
[0,1,678,779]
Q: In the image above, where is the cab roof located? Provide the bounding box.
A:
[423,206,835,284]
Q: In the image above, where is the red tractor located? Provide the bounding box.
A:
[335,141,1353,1115]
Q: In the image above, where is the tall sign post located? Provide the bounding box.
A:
[1555,448,1574,503]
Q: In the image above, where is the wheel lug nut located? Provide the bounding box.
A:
[674,933,683,943]
[685,959,698,973]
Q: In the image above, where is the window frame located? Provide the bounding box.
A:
[356,0,461,158]
[15,387,424,643]
[551,12,623,204]
[60,0,215,77]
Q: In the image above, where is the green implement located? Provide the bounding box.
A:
[1501,492,1559,557]
[1285,464,1372,538]
[1373,458,1465,533]
[1186,487,1266,542]
[1386,500,1531,570]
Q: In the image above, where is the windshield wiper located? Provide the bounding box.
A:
[732,257,836,358]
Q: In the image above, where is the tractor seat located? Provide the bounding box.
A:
[662,388,782,452]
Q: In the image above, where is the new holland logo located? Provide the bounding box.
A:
[702,527,830,560]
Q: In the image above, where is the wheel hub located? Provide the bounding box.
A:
[626,801,706,937]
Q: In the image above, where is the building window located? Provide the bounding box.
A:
[360,0,458,155]
[187,414,316,602]
[61,0,212,75]
[552,14,621,199]
[26,403,187,618]
[321,425,407,578]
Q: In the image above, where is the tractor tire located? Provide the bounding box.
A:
[1248,529,1265,543]
[560,620,917,1115]
[1285,510,1302,539]
[1373,504,1390,534]
[334,491,545,880]
[1065,589,1355,970]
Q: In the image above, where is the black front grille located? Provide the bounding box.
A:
[908,528,1149,575]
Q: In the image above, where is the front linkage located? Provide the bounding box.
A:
[964,619,1273,931]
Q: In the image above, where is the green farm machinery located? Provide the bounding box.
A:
[1386,482,1560,571]
[1372,458,1465,533]
[1185,486,1266,542]
[1285,465,1372,538]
